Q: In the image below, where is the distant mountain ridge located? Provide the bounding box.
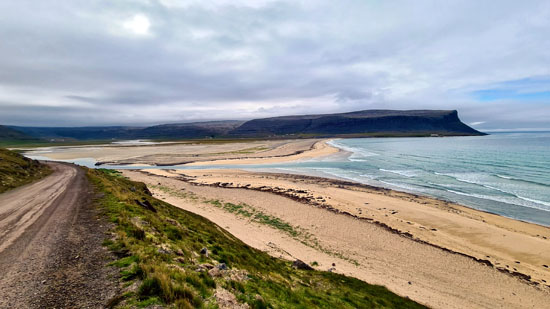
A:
[3,110,484,141]
[230,110,483,137]
[0,125,35,140]
[9,120,244,141]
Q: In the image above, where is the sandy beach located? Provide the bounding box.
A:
[22,139,334,166]
[6,3,548,307]
[123,167,550,309]
[22,139,550,307]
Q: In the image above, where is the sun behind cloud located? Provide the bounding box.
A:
[123,14,151,35]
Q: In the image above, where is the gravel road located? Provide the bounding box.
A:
[0,162,119,308]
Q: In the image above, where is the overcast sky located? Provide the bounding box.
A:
[0,0,549,130]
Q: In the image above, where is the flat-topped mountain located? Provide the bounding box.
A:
[230,110,484,137]
[2,110,484,141]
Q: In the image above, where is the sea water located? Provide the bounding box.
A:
[270,132,550,226]
[26,132,550,226]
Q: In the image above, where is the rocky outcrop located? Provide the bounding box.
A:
[292,259,314,270]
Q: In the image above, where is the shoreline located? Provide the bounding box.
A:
[270,165,550,229]
[93,139,339,167]
[22,137,549,228]
[183,139,341,166]
[289,140,550,228]
[21,137,548,229]
[122,167,550,308]
[23,138,333,167]
[179,171,547,279]
[17,137,549,306]
[141,168,550,285]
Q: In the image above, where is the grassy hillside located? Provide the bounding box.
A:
[0,125,32,139]
[10,120,244,141]
[0,125,41,147]
[0,148,52,193]
[0,125,44,147]
[88,169,426,309]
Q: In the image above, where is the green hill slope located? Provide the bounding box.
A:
[88,169,426,308]
[0,125,29,139]
[0,148,51,193]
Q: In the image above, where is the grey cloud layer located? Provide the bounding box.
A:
[0,0,549,128]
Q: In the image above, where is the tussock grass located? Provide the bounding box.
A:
[88,168,426,308]
[206,200,298,236]
[0,148,51,193]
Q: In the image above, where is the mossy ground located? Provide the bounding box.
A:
[88,168,426,308]
[0,148,52,193]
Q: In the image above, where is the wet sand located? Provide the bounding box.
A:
[22,139,332,166]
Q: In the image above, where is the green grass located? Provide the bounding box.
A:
[88,168,426,308]
[98,169,125,178]
[0,148,52,193]
[209,201,254,218]
[0,137,261,149]
[158,186,358,265]
[205,199,301,235]
[1,137,275,149]
[0,139,121,148]
[204,146,270,156]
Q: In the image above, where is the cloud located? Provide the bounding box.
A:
[0,0,548,128]
[122,14,151,36]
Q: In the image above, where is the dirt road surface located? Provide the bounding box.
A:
[0,162,118,308]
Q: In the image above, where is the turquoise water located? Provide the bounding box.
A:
[27,132,550,226]
[269,133,550,226]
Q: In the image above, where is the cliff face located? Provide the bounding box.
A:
[230,110,484,137]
